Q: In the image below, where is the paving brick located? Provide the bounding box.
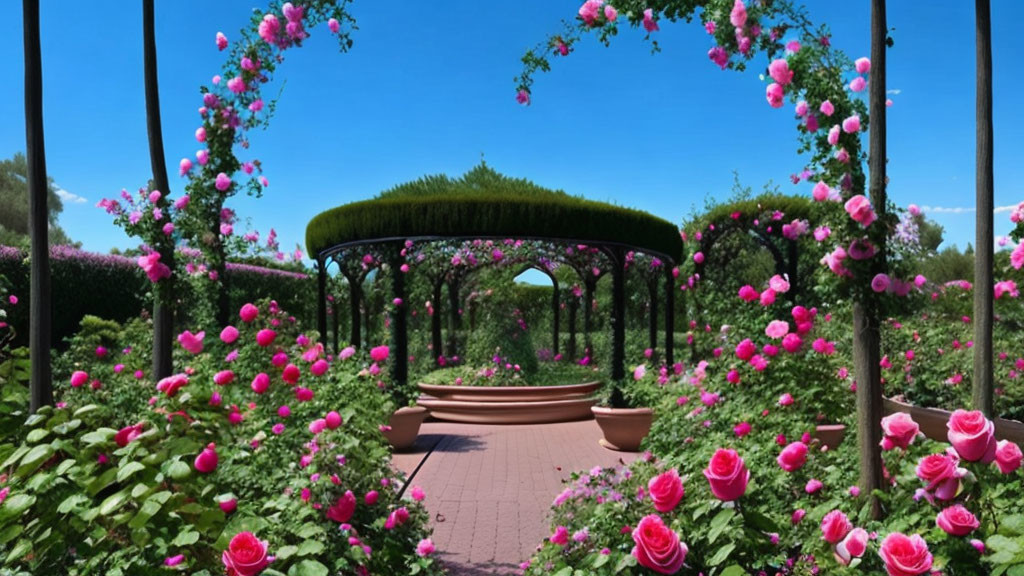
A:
[391,420,638,575]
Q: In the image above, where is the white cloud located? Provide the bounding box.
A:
[919,204,1017,214]
[886,89,902,95]
[54,184,86,204]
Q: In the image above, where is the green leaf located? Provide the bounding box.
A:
[708,508,736,544]
[4,538,32,565]
[719,566,746,576]
[98,488,131,516]
[0,446,29,469]
[15,444,54,477]
[1,494,36,518]
[129,498,164,529]
[592,551,610,569]
[80,428,117,446]
[296,539,324,556]
[73,404,100,418]
[167,460,191,480]
[0,522,23,545]
[288,559,329,576]
[295,522,323,539]
[116,461,146,483]
[57,494,89,514]
[553,568,573,576]
[707,543,736,567]
[172,530,200,546]
[275,545,298,560]
[25,429,49,443]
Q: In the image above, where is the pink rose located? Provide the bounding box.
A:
[820,509,852,544]
[648,468,685,513]
[995,440,1023,474]
[214,370,235,386]
[935,504,979,536]
[70,370,89,388]
[416,538,435,557]
[844,194,877,227]
[251,373,270,394]
[221,531,269,576]
[115,423,144,447]
[703,449,749,501]
[947,409,997,462]
[194,443,218,474]
[777,442,808,472]
[326,490,356,523]
[765,320,790,339]
[220,325,239,344]
[370,345,390,363]
[156,373,189,397]
[177,330,205,354]
[256,329,277,347]
[768,59,794,86]
[915,451,965,500]
[550,525,569,546]
[239,303,259,323]
[835,527,869,566]
[879,532,933,576]
[880,412,920,451]
[632,514,688,575]
[219,498,238,514]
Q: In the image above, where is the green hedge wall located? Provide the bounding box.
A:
[306,165,683,262]
[0,246,315,348]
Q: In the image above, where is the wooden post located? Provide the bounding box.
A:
[446,278,461,358]
[317,258,327,343]
[143,0,174,381]
[648,279,658,354]
[432,279,443,366]
[23,0,53,412]
[584,278,595,358]
[610,249,626,381]
[665,266,675,367]
[855,0,888,520]
[391,248,409,388]
[973,0,994,417]
[567,295,578,361]
[551,276,560,356]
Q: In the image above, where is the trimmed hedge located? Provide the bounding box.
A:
[0,245,315,347]
[306,165,683,262]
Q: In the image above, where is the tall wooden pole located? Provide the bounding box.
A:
[972,0,994,417]
[317,258,327,341]
[664,266,675,366]
[23,0,53,412]
[854,0,888,520]
[143,0,174,380]
[610,249,626,382]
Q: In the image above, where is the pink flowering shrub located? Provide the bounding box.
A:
[0,298,441,575]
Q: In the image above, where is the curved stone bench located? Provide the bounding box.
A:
[416,396,600,425]
[417,381,602,403]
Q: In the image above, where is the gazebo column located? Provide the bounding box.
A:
[610,248,626,382]
[584,278,595,358]
[551,277,560,356]
[567,296,578,360]
[665,265,675,367]
[331,292,339,354]
[647,279,658,355]
[446,278,461,358]
[390,246,409,388]
[316,257,327,344]
[432,278,444,366]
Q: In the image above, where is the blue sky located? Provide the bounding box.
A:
[1,1,1022,258]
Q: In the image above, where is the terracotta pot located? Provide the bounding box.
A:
[883,397,1024,444]
[814,424,846,449]
[381,406,429,452]
[417,397,597,425]
[417,381,602,403]
[592,406,653,452]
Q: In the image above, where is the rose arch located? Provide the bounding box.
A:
[306,165,683,388]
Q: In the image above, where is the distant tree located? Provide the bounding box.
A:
[921,244,975,283]
[917,217,944,253]
[0,152,75,247]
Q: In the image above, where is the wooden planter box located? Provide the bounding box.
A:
[882,398,1024,445]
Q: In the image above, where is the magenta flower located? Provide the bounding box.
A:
[515,90,530,105]
[855,57,871,74]
[216,31,228,51]
[642,8,659,32]
[215,173,232,192]
[841,115,861,133]
[729,0,747,28]
[871,273,891,293]
[708,46,729,69]
[765,82,784,108]
[328,17,340,33]
[768,59,794,86]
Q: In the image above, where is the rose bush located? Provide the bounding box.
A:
[0,299,442,574]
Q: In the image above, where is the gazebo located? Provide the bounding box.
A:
[305,165,683,386]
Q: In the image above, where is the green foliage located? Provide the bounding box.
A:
[306,164,683,262]
[420,362,602,387]
[1,299,441,575]
[0,152,76,247]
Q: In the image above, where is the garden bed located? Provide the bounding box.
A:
[416,381,602,424]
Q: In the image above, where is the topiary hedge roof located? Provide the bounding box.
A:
[306,164,683,262]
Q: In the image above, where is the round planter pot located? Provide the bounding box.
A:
[814,424,846,450]
[592,406,653,452]
[381,406,429,452]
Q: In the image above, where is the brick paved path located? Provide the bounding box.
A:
[392,420,638,575]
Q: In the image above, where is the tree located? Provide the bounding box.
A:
[972,0,994,416]
[142,0,175,380]
[22,0,53,412]
[0,152,75,247]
